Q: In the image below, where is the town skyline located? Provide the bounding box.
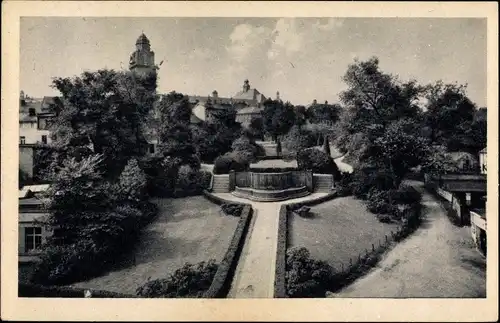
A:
[21,17,487,107]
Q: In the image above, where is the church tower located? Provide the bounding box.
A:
[129,33,156,76]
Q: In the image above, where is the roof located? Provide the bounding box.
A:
[233,88,266,102]
[237,106,262,115]
[447,151,477,162]
[479,148,487,154]
[136,33,150,44]
[20,184,50,194]
[19,212,48,223]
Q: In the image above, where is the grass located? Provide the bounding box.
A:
[70,196,239,295]
[288,196,400,270]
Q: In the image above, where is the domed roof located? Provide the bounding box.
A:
[136,33,150,45]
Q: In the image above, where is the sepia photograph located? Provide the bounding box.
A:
[2,1,498,322]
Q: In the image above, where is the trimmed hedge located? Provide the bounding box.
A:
[274,205,288,298]
[203,205,253,298]
[274,191,338,298]
[201,190,253,298]
[19,283,137,298]
[287,191,338,211]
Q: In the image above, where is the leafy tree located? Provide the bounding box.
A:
[248,116,264,140]
[262,99,295,142]
[306,102,341,125]
[363,119,429,188]
[49,69,157,178]
[294,105,307,129]
[422,81,484,153]
[282,126,316,158]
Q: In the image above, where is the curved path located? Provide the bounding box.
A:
[330,181,486,298]
[214,193,327,298]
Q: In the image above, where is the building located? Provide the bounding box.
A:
[129,33,156,77]
[188,79,269,127]
[479,148,487,174]
[19,91,60,145]
[19,184,51,263]
[447,151,479,173]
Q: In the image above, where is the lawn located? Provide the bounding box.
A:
[70,196,239,295]
[288,196,400,270]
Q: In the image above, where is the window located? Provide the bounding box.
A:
[28,108,36,117]
[148,144,155,154]
[41,135,47,144]
[25,227,42,252]
[20,136,26,144]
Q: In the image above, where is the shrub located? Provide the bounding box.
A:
[199,171,212,189]
[136,260,218,298]
[282,126,316,158]
[391,185,422,206]
[350,166,394,199]
[366,189,395,215]
[336,171,353,196]
[174,165,205,197]
[221,203,244,217]
[213,152,251,174]
[297,148,340,177]
[139,155,179,197]
[118,158,148,203]
[285,247,335,298]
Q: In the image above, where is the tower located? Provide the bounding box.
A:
[243,79,250,92]
[129,33,156,76]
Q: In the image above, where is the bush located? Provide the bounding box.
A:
[213,152,251,174]
[350,166,394,199]
[285,247,335,298]
[336,171,353,196]
[139,155,179,197]
[282,126,316,158]
[297,148,340,177]
[366,189,395,215]
[174,165,204,197]
[221,203,244,217]
[136,260,218,298]
[391,185,422,206]
[118,158,148,203]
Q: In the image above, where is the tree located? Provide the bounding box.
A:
[363,119,429,188]
[49,69,157,178]
[422,81,483,153]
[306,102,341,125]
[248,116,264,140]
[294,105,307,129]
[335,57,426,179]
[282,126,316,158]
[262,99,295,142]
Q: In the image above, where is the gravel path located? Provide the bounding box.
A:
[330,181,486,298]
[215,193,327,298]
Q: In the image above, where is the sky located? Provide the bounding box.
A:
[20,17,487,107]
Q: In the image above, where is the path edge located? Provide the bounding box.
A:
[202,190,253,298]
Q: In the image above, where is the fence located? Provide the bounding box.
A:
[325,205,422,293]
[281,203,421,297]
[234,170,312,191]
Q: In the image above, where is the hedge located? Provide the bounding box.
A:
[274,205,288,298]
[19,283,137,298]
[203,205,253,298]
[201,190,253,298]
[286,191,338,210]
